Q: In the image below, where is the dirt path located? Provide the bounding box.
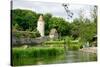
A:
[80,47,97,53]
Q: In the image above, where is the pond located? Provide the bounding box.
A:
[12,50,97,66]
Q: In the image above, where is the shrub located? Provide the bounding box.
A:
[68,45,80,51]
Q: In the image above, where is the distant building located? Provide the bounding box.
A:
[37,15,45,37]
[49,28,58,40]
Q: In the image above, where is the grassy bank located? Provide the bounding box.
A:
[12,47,64,66]
[12,47,64,58]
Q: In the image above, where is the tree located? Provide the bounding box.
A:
[71,16,96,42]
[48,17,70,36]
[43,13,52,35]
[12,9,38,31]
[79,22,96,42]
[70,18,80,39]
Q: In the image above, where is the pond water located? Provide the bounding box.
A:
[13,51,97,66]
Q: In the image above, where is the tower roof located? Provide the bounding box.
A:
[38,15,44,22]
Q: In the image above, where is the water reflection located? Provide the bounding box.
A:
[13,51,97,66]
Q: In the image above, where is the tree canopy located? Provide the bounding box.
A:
[12,8,97,42]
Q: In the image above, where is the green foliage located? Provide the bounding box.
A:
[12,47,64,59]
[48,17,70,36]
[70,18,96,42]
[79,22,96,42]
[12,9,38,31]
[70,19,80,39]
[43,13,52,35]
[68,45,80,51]
[64,36,82,50]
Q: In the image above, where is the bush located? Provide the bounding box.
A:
[68,45,80,51]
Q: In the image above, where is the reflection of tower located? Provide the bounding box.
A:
[37,15,45,37]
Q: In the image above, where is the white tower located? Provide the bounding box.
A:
[37,15,45,37]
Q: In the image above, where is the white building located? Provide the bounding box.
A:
[37,15,45,37]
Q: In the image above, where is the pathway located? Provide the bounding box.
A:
[80,47,97,53]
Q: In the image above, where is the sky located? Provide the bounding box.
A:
[12,0,94,22]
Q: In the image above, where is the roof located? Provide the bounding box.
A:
[38,15,44,22]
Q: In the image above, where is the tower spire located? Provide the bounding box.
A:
[38,15,44,21]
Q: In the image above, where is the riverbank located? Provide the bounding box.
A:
[12,47,64,66]
[80,47,97,53]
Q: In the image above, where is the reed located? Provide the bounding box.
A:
[12,47,64,59]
